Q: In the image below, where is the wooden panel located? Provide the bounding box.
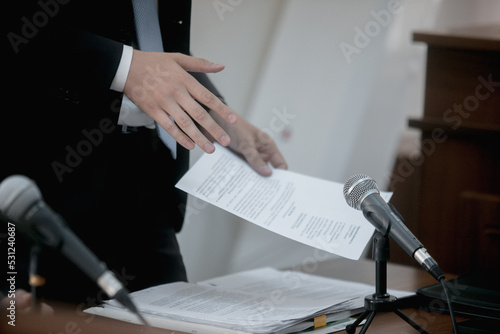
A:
[387,135,500,273]
[391,25,500,275]
[386,154,422,268]
[457,191,500,273]
[416,136,500,274]
[422,47,500,125]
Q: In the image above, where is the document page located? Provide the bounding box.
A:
[199,266,412,302]
[176,145,392,260]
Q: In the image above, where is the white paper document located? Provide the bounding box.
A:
[176,144,392,260]
[85,267,413,334]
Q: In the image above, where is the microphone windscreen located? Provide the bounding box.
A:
[343,174,379,209]
[0,175,41,221]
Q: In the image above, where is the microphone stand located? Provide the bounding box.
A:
[29,244,46,313]
[346,211,428,333]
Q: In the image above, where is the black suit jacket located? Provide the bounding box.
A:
[2,0,221,303]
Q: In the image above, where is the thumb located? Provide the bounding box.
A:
[174,53,225,73]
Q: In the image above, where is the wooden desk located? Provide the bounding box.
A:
[1,258,462,334]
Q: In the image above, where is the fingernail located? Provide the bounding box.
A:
[220,135,230,146]
[228,113,237,123]
[204,143,215,153]
[259,165,272,175]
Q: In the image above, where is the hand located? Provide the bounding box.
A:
[0,289,53,315]
[124,50,237,153]
[208,111,287,176]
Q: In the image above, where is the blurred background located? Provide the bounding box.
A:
[177,0,500,282]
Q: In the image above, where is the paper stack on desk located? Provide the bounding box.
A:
[85,267,413,334]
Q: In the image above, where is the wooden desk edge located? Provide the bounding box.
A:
[413,25,500,51]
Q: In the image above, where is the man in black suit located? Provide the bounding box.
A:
[2,0,286,307]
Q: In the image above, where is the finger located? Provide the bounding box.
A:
[171,59,236,125]
[244,134,287,176]
[153,106,195,151]
[240,144,274,176]
[160,100,219,154]
[185,78,237,125]
[268,150,288,170]
[173,53,225,73]
[261,136,287,170]
[177,95,231,147]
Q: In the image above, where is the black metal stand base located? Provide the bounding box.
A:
[345,232,428,334]
[29,244,45,313]
[345,295,428,334]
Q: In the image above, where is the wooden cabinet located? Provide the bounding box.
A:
[389,25,500,275]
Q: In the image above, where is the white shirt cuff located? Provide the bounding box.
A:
[110,45,133,92]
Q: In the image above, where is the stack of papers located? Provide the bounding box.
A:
[85,267,413,334]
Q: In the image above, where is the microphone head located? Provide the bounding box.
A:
[343,174,380,210]
[0,175,42,221]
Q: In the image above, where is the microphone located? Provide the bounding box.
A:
[343,174,444,281]
[0,175,148,325]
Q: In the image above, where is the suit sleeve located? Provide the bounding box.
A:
[10,28,123,97]
[6,2,125,99]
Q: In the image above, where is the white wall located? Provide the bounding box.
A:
[178,0,288,282]
[178,0,500,282]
